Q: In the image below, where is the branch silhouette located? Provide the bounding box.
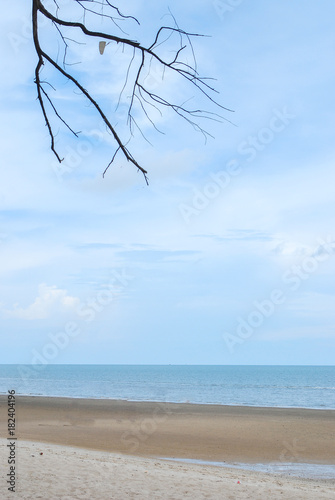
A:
[32,0,232,183]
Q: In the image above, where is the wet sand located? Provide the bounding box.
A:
[0,396,334,463]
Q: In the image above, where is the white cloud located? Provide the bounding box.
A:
[3,284,80,320]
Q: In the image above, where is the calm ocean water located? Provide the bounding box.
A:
[0,365,334,409]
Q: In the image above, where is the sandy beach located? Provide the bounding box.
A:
[0,396,334,498]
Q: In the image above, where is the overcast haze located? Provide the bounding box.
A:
[1,1,335,365]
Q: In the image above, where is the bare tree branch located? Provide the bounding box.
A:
[32,0,232,183]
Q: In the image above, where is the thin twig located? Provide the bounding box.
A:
[32,0,232,183]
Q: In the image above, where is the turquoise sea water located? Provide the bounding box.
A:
[0,364,334,409]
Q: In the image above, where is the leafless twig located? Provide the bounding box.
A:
[32,0,232,183]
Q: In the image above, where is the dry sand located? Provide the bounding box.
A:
[0,396,334,499]
[1,439,335,500]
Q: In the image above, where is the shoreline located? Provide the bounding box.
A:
[160,457,335,480]
[1,391,334,411]
[1,396,334,467]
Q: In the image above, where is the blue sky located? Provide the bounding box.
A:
[0,0,335,365]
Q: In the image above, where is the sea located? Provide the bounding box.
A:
[1,364,334,479]
[0,364,334,409]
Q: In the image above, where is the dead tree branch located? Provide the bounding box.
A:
[32,0,232,183]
